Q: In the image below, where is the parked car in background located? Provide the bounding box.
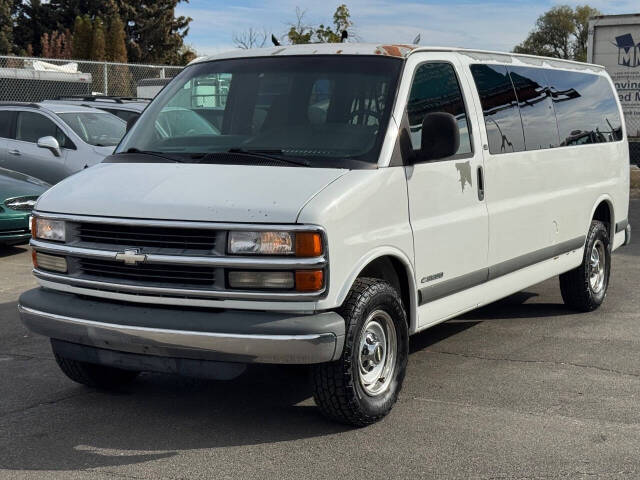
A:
[0,102,126,184]
[45,96,149,123]
[0,166,49,247]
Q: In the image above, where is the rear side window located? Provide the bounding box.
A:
[407,62,472,156]
[508,66,560,150]
[15,111,73,148]
[470,64,525,154]
[0,110,13,138]
[545,70,623,145]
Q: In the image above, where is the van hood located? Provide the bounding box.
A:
[36,163,349,223]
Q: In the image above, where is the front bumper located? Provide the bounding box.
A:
[18,288,345,365]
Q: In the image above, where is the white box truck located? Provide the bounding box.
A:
[588,13,640,165]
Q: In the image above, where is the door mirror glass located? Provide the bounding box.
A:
[417,112,460,162]
[37,136,61,157]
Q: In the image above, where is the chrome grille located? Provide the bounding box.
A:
[77,222,218,251]
[30,213,328,303]
[78,258,216,287]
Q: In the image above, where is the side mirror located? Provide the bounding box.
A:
[126,114,140,132]
[37,136,61,157]
[415,112,460,162]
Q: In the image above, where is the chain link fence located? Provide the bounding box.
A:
[0,55,184,102]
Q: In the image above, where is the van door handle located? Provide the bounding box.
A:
[8,149,21,156]
[477,166,485,201]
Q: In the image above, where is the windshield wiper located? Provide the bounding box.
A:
[227,148,310,167]
[188,149,309,167]
[117,148,183,163]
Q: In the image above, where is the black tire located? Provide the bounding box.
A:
[311,277,409,427]
[52,344,139,389]
[560,220,611,312]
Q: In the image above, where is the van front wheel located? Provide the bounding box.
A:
[311,278,408,427]
[560,220,611,312]
[52,343,139,389]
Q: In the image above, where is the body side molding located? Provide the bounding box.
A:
[418,236,585,306]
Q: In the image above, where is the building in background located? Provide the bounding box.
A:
[588,13,640,164]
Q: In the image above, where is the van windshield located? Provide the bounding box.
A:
[117,55,403,168]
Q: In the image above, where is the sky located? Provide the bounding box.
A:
[176,0,639,56]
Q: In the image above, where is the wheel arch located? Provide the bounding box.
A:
[589,195,615,239]
[336,248,417,333]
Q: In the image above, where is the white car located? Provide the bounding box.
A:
[0,102,126,184]
[20,43,631,426]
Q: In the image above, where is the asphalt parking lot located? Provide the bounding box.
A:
[0,200,638,480]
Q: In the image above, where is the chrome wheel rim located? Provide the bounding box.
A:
[589,239,606,294]
[358,310,397,396]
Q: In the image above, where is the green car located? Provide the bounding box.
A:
[0,167,50,247]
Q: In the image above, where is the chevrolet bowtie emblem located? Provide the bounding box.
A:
[115,249,147,265]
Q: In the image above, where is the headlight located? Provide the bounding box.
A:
[33,218,66,242]
[4,196,38,212]
[228,231,322,257]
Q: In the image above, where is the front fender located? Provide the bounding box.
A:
[334,247,418,333]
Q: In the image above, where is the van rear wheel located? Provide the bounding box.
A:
[311,278,408,427]
[559,220,611,312]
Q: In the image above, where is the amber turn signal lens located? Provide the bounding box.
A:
[31,249,38,268]
[295,232,323,257]
[295,270,324,292]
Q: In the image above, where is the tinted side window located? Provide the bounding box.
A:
[0,110,13,138]
[15,112,74,148]
[470,64,525,154]
[112,109,139,123]
[508,66,560,150]
[545,70,623,145]
[408,63,472,155]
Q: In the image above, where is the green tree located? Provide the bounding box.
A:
[0,0,12,54]
[287,4,353,45]
[105,16,128,62]
[40,29,73,58]
[105,16,131,95]
[9,0,192,64]
[118,0,192,64]
[316,4,352,43]
[48,0,118,31]
[573,5,600,61]
[178,44,197,64]
[12,0,56,56]
[71,15,92,59]
[90,18,106,61]
[513,4,601,61]
[287,7,313,45]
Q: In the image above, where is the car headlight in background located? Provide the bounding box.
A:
[4,196,38,212]
[32,218,66,242]
[228,231,323,257]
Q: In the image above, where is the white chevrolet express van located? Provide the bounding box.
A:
[19,44,631,426]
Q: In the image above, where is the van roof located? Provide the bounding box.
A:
[191,43,605,71]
